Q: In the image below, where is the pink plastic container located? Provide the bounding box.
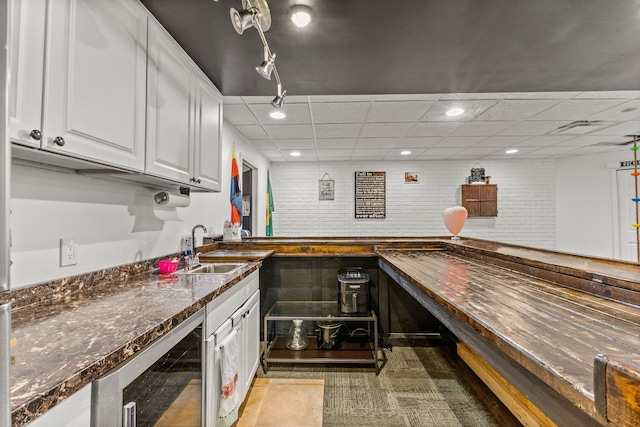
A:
[158,258,179,274]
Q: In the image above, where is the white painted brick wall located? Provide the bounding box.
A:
[270,159,556,249]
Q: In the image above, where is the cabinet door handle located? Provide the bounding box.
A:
[53,136,65,146]
[29,129,42,140]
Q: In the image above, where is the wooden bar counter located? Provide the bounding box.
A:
[211,236,640,426]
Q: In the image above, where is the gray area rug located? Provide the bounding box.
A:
[258,346,510,427]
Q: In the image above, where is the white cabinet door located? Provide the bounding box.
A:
[242,291,261,396]
[146,19,194,184]
[9,0,46,148]
[192,78,222,191]
[43,0,147,170]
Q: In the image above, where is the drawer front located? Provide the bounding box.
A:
[205,271,259,335]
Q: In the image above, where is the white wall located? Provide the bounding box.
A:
[555,147,628,258]
[9,122,269,289]
[270,159,556,248]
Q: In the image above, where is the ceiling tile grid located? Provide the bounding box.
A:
[227,92,640,162]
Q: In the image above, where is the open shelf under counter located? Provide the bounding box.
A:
[262,301,386,374]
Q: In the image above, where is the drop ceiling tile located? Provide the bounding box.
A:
[528,99,627,121]
[310,95,374,103]
[406,122,461,137]
[248,103,311,124]
[555,135,631,147]
[311,102,370,123]
[589,120,640,136]
[497,92,580,99]
[423,147,465,156]
[395,137,442,147]
[419,100,498,121]
[585,100,640,121]
[351,148,391,157]
[261,149,284,159]
[574,91,640,99]
[366,101,434,123]
[458,146,505,156]
[355,138,398,149]
[273,139,316,150]
[222,96,244,104]
[316,138,357,149]
[439,93,505,100]
[235,124,269,140]
[248,139,277,150]
[415,155,450,161]
[513,135,573,147]
[453,121,516,136]
[436,136,485,147]
[498,121,567,135]
[474,99,564,121]
[263,124,314,139]
[314,123,362,138]
[478,136,530,147]
[317,149,353,159]
[282,149,318,161]
[371,94,441,101]
[524,146,577,156]
[575,145,627,154]
[224,104,259,125]
[360,122,413,138]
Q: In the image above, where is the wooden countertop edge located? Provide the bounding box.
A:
[376,253,601,422]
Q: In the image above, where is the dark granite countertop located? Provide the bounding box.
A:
[9,261,260,426]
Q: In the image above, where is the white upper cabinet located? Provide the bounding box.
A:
[193,78,222,192]
[9,0,222,191]
[43,0,147,170]
[9,0,46,148]
[147,18,222,191]
[146,19,194,184]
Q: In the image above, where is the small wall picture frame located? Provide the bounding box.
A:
[319,173,335,200]
[404,172,419,183]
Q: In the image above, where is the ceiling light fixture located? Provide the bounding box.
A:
[290,151,301,157]
[227,0,286,108]
[269,110,286,119]
[401,150,411,155]
[290,5,312,27]
[446,107,465,117]
[271,83,286,109]
[255,48,275,80]
[505,149,519,154]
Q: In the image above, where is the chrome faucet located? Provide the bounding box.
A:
[191,224,207,267]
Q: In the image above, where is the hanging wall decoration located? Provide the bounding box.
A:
[404,172,419,183]
[354,171,386,219]
[319,173,334,200]
[630,135,640,262]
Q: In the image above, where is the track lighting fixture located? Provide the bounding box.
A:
[271,84,286,109]
[256,48,276,80]
[225,0,286,108]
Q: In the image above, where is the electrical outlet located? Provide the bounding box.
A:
[181,235,192,253]
[60,238,77,267]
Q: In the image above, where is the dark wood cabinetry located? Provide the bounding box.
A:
[461,184,498,217]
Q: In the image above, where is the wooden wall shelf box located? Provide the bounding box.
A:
[462,184,498,217]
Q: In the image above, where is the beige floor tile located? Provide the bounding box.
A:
[154,379,201,427]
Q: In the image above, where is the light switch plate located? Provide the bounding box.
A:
[60,237,77,266]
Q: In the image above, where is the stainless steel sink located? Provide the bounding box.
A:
[176,262,245,274]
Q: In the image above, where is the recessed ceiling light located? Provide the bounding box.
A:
[400,150,411,155]
[446,107,465,117]
[290,151,301,157]
[290,5,312,27]
[505,149,519,154]
[269,110,286,119]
